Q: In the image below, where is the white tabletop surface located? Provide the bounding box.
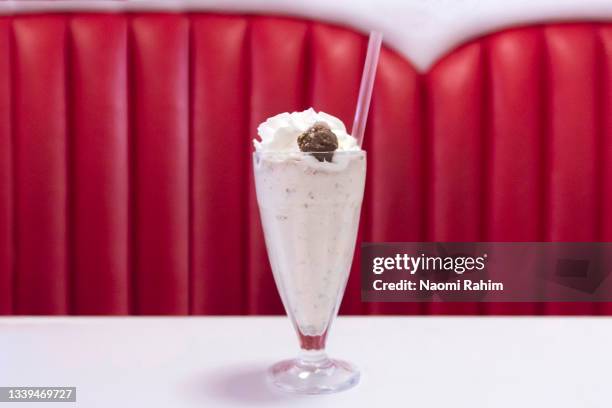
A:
[1,316,611,407]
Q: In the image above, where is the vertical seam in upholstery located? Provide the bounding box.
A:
[594,25,605,315]
[480,38,491,243]
[592,24,607,315]
[478,38,491,315]
[422,72,432,242]
[606,25,612,244]
[127,15,137,315]
[541,27,551,243]
[121,15,129,315]
[418,72,428,245]
[243,16,252,315]
[417,70,427,315]
[418,68,430,315]
[187,14,194,315]
[65,14,74,315]
[9,17,16,315]
[537,27,549,315]
[595,25,605,242]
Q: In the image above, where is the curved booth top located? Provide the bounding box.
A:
[1,0,612,69]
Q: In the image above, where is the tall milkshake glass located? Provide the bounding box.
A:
[253,149,366,394]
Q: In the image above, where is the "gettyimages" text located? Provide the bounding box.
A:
[372,253,487,275]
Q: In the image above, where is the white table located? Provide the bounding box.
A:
[1,316,611,407]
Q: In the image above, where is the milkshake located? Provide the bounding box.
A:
[253,108,365,394]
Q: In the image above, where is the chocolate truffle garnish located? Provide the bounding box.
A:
[297,121,339,162]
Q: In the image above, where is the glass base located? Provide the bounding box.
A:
[268,353,360,395]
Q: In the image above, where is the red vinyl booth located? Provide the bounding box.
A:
[0,11,610,315]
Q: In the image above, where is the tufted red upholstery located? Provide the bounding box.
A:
[0,13,610,315]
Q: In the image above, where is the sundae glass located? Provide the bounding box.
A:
[253,109,365,394]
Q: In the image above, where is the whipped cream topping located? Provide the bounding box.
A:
[254,108,360,153]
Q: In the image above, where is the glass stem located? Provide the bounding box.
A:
[297,331,330,367]
[298,348,329,367]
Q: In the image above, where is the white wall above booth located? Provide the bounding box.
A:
[1,0,612,70]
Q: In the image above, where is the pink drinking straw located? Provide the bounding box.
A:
[351,31,383,147]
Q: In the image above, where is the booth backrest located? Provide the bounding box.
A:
[0,13,610,315]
